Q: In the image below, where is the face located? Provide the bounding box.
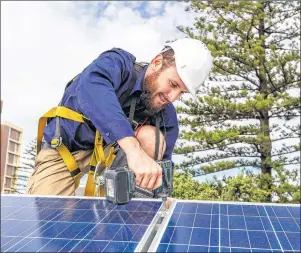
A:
[142,55,188,114]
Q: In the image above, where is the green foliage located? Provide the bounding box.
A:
[172,168,301,203]
[10,139,36,194]
[172,172,220,200]
[174,1,300,202]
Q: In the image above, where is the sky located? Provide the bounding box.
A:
[1,1,196,149]
[2,2,299,191]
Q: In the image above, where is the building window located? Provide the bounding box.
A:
[8,153,16,164]
[10,129,20,142]
[8,141,19,153]
[5,177,12,189]
[6,165,16,176]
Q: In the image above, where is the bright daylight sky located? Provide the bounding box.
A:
[1,1,196,149]
[2,2,299,187]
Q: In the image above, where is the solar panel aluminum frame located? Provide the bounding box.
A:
[148,199,300,253]
[134,199,176,252]
[147,199,178,252]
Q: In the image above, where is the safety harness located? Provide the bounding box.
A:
[37,62,163,197]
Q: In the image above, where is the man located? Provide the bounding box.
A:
[26,38,213,196]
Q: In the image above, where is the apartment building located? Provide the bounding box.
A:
[1,100,23,193]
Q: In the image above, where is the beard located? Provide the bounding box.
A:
[141,70,168,115]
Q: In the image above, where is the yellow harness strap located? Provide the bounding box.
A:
[85,131,116,196]
[37,106,115,196]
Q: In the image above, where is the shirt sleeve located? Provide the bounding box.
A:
[76,49,136,144]
[162,104,179,160]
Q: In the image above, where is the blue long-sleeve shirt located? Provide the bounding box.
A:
[44,48,179,160]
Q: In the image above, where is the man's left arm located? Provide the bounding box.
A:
[161,104,179,161]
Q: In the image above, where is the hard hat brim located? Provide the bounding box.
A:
[177,67,198,102]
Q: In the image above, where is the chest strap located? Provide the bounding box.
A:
[37,106,115,194]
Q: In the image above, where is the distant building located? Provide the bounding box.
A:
[1,100,23,194]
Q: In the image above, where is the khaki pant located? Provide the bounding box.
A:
[26,149,93,196]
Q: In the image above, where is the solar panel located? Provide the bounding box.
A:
[152,201,300,253]
[1,196,300,253]
[1,195,162,252]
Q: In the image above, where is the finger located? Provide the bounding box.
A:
[152,173,162,190]
[135,172,144,186]
[139,171,152,189]
[146,174,158,190]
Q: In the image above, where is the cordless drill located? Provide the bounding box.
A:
[103,159,173,205]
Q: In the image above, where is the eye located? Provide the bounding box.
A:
[169,80,177,88]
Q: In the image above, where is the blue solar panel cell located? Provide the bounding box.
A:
[245,216,264,230]
[248,230,270,249]
[188,245,208,252]
[280,218,300,232]
[228,204,243,215]
[2,196,299,253]
[1,196,162,253]
[194,214,211,228]
[230,230,250,248]
[176,213,194,227]
[229,215,246,229]
[155,202,300,253]
[242,205,259,216]
[181,202,198,213]
[170,227,191,244]
[190,228,210,245]
[285,232,300,251]
[287,206,300,218]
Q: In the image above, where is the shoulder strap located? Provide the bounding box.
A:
[154,114,161,161]
[119,62,147,107]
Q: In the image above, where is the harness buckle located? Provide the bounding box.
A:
[132,120,139,130]
[51,136,62,148]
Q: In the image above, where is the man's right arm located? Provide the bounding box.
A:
[77,49,162,189]
[118,136,162,190]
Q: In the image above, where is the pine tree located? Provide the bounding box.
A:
[175,1,300,201]
[11,139,36,194]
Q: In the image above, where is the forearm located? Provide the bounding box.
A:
[117,136,142,155]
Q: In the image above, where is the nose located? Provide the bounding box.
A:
[168,90,182,102]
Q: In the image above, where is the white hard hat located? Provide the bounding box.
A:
[164,38,213,100]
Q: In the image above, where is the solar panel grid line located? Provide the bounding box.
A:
[2,199,62,251]
[170,199,299,207]
[6,200,152,251]
[3,198,84,252]
[208,204,213,251]
[287,207,300,230]
[153,201,300,253]
[165,201,183,252]
[264,205,286,252]
[1,196,163,253]
[219,204,221,253]
[258,207,274,251]
[265,206,295,252]
[186,203,200,252]
[67,202,123,252]
[1,196,300,252]
[241,204,252,251]
[68,199,162,252]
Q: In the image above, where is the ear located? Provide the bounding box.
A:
[150,54,163,72]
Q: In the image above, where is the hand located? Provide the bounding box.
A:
[118,137,162,190]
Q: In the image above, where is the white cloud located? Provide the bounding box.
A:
[1,1,195,150]
[145,2,165,16]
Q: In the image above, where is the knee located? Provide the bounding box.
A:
[135,125,166,160]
